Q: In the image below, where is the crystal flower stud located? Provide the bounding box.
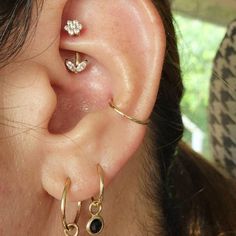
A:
[64,20,83,36]
[65,52,88,74]
[65,59,88,73]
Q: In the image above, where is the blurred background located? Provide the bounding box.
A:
[171,0,236,160]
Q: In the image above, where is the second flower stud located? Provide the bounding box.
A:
[65,52,88,74]
[64,20,83,36]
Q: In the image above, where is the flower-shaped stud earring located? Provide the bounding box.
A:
[64,20,83,36]
[64,19,88,74]
[65,52,88,74]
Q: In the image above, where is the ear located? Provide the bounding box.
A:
[41,0,166,201]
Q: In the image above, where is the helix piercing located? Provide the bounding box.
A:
[109,99,150,125]
[65,52,88,74]
[61,177,82,236]
[86,164,105,235]
[64,20,83,36]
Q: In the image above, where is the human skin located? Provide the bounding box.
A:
[0,0,166,235]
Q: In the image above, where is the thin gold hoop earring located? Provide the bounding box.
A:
[109,99,150,125]
[61,177,82,236]
[65,52,88,74]
[86,164,105,235]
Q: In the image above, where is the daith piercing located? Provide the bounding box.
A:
[65,52,88,74]
[64,20,83,36]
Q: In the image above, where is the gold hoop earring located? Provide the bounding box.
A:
[109,99,150,125]
[86,164,105,235]
[61,177,82,236]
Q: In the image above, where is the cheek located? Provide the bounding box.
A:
[0,63,56,196]
[0,63,56,136]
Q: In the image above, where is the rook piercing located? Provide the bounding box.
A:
[65,52,88,74]
[61,177,81,236]
[64,20,83,36]
[109,99,150,125]
[86,164,105,235]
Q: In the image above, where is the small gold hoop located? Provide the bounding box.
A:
[91,164,104,204]
[61,177,81,231]
[109,99,150,125]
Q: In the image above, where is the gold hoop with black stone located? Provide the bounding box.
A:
[86,164,105,235]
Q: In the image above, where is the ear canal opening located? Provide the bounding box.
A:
[47,50,112,134]
[48,84,85,134]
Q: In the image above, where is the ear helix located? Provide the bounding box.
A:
[64,20,88,74]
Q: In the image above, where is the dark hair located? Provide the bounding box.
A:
[0,0,39,67]
[1,0,236,235]
[151,1,236,235]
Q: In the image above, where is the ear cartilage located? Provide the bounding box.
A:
[65,52,88,74]
[64,20,83,36]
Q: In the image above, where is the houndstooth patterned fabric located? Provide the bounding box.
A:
[209,20,236,178]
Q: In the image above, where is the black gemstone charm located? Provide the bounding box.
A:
[87,216,104,235]
[90,219,102,233]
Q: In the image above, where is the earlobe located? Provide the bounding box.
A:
[41,0,166,202]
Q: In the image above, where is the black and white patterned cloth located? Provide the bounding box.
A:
[209,20,236,177]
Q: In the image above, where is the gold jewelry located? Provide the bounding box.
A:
[64,20,83,36]
[86,164,105,235]
[65,52,88,74]
[61,177,81,236]
[109,99,150,125]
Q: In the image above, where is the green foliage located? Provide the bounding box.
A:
[174,14,225,157]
